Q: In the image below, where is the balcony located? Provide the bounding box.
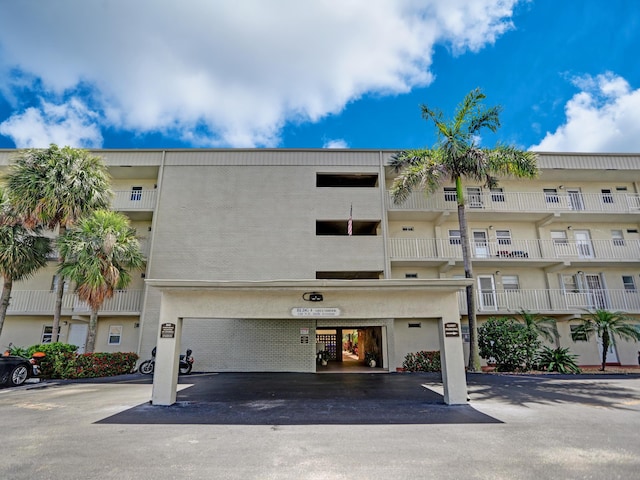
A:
[387,190,640,222]
[389,237,640,266]
[7,290,143,316]
[112,190,157,211]
[458,288,640,315]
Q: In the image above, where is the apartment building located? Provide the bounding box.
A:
[1,149,639,380]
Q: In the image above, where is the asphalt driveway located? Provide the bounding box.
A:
[2,372,640,480]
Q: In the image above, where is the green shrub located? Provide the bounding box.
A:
[402,351,441,372]
[50,352,139,379]
[25,343,78,378]
[536,346,581,374]
[478,317,541,372]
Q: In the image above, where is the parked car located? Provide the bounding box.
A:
[0,355,33,387]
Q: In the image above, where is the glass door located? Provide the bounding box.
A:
[472,230,490,258]
[477,275,497,310]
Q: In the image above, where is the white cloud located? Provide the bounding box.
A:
[0,0,520,148]
[323,139,349,149]
[531,73,640,153]
[0,98,103,148]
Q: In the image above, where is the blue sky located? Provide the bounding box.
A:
[0,0,639,152]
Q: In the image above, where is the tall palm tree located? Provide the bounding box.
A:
[513,309,559,344]
[390,88,538,371]
[0,187,51,337]
[57,210,144,353]
[5,145,112,342]
[570,309,640,371]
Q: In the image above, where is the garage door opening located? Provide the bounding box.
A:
[316,327,385,373]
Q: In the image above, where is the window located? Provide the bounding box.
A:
[316,220,379,236]
[570,325,588,341]
[316,173,378,187]
[616,186,628,192]
[50,275,70,292]
[490,187,505,202]
[448,229,461,245]
[622,276,637,292]
[41,326,61,343]
[551,230,568,245]
[496,230,512,245]
[444,187,457,202]
[402,226,414,232]
[544,188,559,203]
[130,186,143,201]
[601,189,614,204]
[611,230,625,246]
[502,275,520,291]
[461,325,470,342]
[405,273,418,278]
[108,325,123,345]
[316,271,382,280]
[561,274,579,293]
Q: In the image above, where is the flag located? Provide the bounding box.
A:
[347,204,353,236]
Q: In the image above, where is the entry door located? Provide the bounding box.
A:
[472,230,489,258]
[467,187,483,208]
[68,323,88,353]
[584,274,608,309]
[478,276,497,310]
[567,189,584,210]
[598,338,619,364]
[575,230,594,258]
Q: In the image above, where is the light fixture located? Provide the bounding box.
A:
[567,226,572,230]
[559,185,564,189]
[577,271,584,275]
[495,270,501,275]
[302,292,323,302]
[489,225,494,230]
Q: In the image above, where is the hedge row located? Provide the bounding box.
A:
[402,350,441,372]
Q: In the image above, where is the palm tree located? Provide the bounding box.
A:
[57,210,144,353]
[513,309,558,344]
[570,309,640,371]
[5,145,112,342]
[0,187,51,337]
[390,88,538,371]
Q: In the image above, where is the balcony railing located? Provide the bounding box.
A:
[7,290,143,315]
[112,190,157,210]
[389,238,640,262]
[457,288,640,314]
[387,190,640,214]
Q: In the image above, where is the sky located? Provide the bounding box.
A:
[0,0,639,153]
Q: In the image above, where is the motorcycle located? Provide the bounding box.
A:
[138,347,194,375]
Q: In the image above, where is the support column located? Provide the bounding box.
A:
[438,315,468,405]
[151,295,183,405]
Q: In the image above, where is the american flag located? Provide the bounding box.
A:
[348,204,353,236]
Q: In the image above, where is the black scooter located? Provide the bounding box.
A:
[138,347,194,375]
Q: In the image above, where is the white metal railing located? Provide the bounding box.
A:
[7,290,143,315]
[387,190,640,214]
[457,288,640,314]
[112,190,157,210]
[389,237,640,262]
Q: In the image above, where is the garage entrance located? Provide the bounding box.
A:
[146,279,470,405]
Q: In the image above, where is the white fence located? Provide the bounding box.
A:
[7,290,143,315]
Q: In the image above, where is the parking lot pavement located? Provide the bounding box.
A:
[1,372,640,480]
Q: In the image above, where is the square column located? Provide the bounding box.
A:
[151,304,183,405]
[438,316,468,405]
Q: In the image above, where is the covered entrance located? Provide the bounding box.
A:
[146,279,470,405]
[316,326,385,372]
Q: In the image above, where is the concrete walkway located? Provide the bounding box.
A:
[1,372,639,479]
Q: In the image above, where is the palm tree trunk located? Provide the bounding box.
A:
[456,177,480,372]
[85,308,99,353]
[600,330,609,371]
[0,277,13,337]
[51,225,66,342]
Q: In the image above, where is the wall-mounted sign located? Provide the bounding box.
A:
[160,322,176,338]
[291,307,341,317]
[444,322,460,337]
[300,327,310,335]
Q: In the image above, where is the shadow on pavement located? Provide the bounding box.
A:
[467,372,640,410]
[96,372,502,425]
